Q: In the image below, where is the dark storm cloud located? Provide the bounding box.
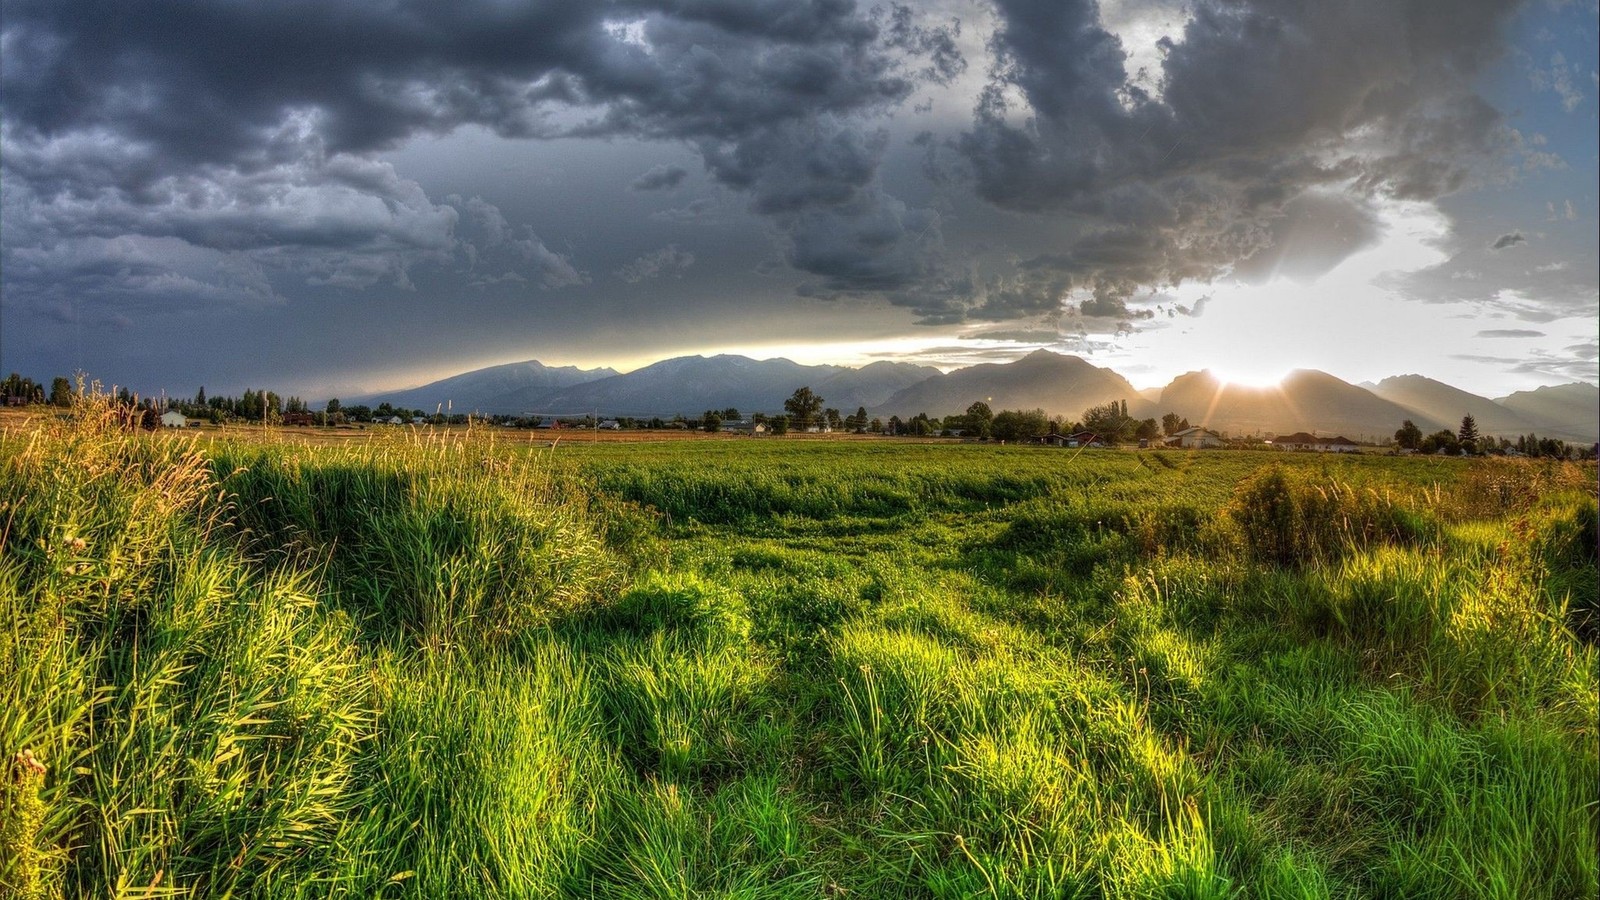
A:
[953,0,1529,305]
[1490,231,1527,250]
[630,164,689,191]
[1,0,960,312]
[880,4,967,85]
[615,245,694,282]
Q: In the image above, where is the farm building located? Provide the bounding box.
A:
[1270,432,1360,452]
[720,420,769,435]
[159,410,188,428]
[1166,426,1224,449]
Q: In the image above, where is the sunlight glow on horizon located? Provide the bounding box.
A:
[330,199,1588,401]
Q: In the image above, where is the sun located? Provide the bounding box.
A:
[1208,366,1289,389]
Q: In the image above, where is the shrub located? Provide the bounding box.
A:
[216,439,624,647]
[606,572,751,646]
[1228,467,1432,566]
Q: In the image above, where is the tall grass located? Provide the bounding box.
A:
[3,399,1595,897]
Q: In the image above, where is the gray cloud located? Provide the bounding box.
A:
[616,245,694,283]
[452,195,585,289]
[630,164,689,191]
[1455,347,1599,383]
[1,0,960,313]
[1476,328,1545,337]
[650,198,719,222]
[950,0,1527,306]
[1490,231,1527,250]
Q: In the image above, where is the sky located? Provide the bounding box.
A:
[2,0,1596,400]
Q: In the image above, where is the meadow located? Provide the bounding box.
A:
[3,402,1596,898]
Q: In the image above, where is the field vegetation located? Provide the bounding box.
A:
[3,396,1596,898]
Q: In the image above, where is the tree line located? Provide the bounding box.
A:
[1394,414,1590,459]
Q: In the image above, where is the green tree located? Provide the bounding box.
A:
[326,398,342,415]
[1394,419,1423,450]
[783,387,824,431]
[722,407,740,421]
[1421,429,1459,455]
[963,401,994,438]
[1161,412,1186,435]
[702,410,723,432]
[1081,401,1134,444]
[1457,415,1479,453]
[50,376,74,407]
[770,415,789,436]
[991,408,1049,442]
[1135,418,1160,440]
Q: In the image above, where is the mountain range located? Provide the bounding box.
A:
[353,351,1598,443]
[353,359,617,414]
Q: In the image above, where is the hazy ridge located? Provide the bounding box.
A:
[359,351,1598,441]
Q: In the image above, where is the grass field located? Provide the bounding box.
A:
[3,399,1596,898]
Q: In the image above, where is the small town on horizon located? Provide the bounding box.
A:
[5,347,1595,456]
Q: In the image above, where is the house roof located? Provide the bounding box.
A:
[1270,432,1360,445]
[1171,426,1222,438]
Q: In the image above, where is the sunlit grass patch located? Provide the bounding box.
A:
[605,634,777,778]
[594,774,824,899]
[349,644,616,897]
[4,400,1595,896]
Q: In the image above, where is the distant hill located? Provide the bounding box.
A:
[1494,383,1599,442]
[353,359,618,413]
[344,351,1596,440]
[531,355,938,416]
[812,361,942,411]
[1367,375,1536,438]
[1157,370,1419,442]
[876,350,1152,419]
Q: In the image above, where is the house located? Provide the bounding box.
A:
[1067,431,1103,448]
[159,410,188,428]
[1268,432,1320,451]
[1320,436,1360,453]
[1036,433,1070,447]
[1269,432,1359,452]
[598,419,621,430]
[720,420,769,435]
[281,411,315,426]
[1166,426,1224,449]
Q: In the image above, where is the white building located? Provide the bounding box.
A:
[160,410,188,428]
[1166,426,1225,449]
